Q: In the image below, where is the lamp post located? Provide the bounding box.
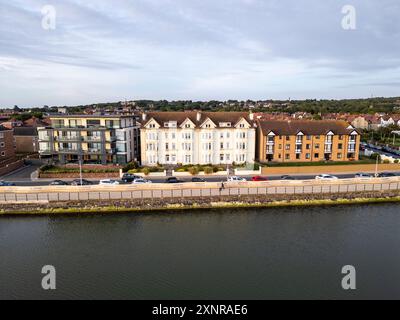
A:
[375,153,381,178]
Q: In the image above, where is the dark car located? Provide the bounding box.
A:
[50,180,69,186]
[165,177,184,184]
[251,176,268,182]
[281,175,296,180]
[192,177,206,183]
[122,173,141,183]
[0,181,16,187]
[71,179,93,186]
[377,172,397,178]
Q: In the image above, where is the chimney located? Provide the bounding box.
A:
[142,113,147,122]
[249,112,254,121]
[196,111,202,122]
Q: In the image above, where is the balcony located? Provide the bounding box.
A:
[85,148,103,155]
[56,136,83,142]
[295,148,302,154]
[58,148,80,154]
[39,149,53,155]
[84,136,102,142]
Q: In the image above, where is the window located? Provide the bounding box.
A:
[314,153,319,159]
[285,154,290,160]
[339,135,344,140]
[306,144,311,150]
[316,135,320,139]
[165,143,169,150]
[296,154,301,160]
[337,153,342,159]
[0,142,5,147]
[1,151,5,157]
[315,144,320,149]
[286,136,290,141]
[306,153,311,159]
[338,143,343,150]
[307,135,311,140]
[285,144,290,150]
[0,132,4,139]
[220,154,224,162]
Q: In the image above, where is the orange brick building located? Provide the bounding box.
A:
[256,120,360,163]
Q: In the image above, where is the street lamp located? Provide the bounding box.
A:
[375,153,381,178]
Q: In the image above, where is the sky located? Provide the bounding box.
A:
[0,0,399,107]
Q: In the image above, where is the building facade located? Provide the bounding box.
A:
[256,120,360,163]
[38,115,140,165]
[140,112,256,166]
[13,127,39,154]
[0,126,16,160]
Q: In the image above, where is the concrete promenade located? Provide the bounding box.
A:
[1,177,400,204]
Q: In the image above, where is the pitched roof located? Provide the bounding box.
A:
[141,112,254,127]
[13,127,38,136]
[258,120,356,136]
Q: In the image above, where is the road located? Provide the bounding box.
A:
[3,173,396,186]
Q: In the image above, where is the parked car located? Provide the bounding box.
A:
[132,178,152,184]
[50,180,69,186]
[227,176,247,182]
[252,176,268,182]
[355,173,373,179]
[71,179,93,186]
[165,177,184,184]
[281,175,296,180]
[99,179,120,185]
[377,172,397,178]
[122,173,141,183]
[315,174,339,180]
[192,177,206,183]
[0,181,16,187]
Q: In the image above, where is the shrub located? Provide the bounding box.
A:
[142,167,150,176]
[188,166,199,175]
[394,160,399,164]
[204,167,214,175]
[123,161,140,172]
[383,159,391,164]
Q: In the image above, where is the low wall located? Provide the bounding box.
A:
[261,163,400,176]
[0,159,24,177]
[134,171,167,178]
[234,168,262,176]
[172,170,228,176]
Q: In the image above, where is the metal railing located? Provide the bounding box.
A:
[1,177,400,204]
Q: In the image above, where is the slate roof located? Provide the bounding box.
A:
[258,120,357,136]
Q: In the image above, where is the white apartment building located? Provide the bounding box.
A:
[140,112,256,166]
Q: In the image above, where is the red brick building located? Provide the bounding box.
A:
[0,126,16,160]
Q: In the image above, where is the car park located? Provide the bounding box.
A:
[50,180,69,186]
[132,178,152,184]
[227,176,247,182]
[315,174,339,180]
[99,179,120,185]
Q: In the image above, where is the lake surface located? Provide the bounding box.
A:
[1,204,400,300]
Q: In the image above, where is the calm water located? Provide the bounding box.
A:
[1,204,400,300]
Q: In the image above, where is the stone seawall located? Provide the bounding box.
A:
[1,190,400,215]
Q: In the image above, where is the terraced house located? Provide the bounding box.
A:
[140,112,256,166]
[256,120,360,163]
[38,115,140,165]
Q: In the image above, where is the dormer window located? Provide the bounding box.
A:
[149,123,156,129]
